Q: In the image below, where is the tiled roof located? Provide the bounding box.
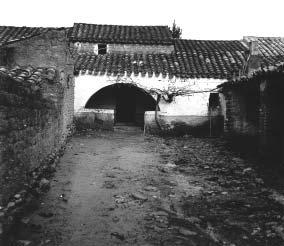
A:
[0,66,56,83]
[218,62,284,88]
[174,39,248,78]
[175,39,247,53]
[0,26,48,46]
[74,39,249,79]
[74,52,244,79]
[75,38,284,79]
[253,37,284,66]
[68,23,173,45]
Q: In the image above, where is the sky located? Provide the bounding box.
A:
[1,0,284,40]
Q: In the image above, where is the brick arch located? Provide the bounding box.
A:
[85,83,158,126]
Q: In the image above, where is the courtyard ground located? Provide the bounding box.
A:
[7,128,284,246]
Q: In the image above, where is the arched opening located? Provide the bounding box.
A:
[85,83,157,126]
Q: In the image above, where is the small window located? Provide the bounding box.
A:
[98,44,107,54]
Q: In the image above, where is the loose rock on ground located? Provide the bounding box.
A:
[5,130,284,246]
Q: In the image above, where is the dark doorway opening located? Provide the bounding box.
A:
[85,83,157,126]
[116,86,136,123]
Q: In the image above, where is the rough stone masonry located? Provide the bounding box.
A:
[0,28,75,241]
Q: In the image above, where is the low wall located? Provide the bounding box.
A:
[144,111,224,136]
[74,109,114,130]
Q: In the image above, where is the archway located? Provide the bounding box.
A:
[85,83,157,126]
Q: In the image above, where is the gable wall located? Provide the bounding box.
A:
[0,30,75,133]
[3,30,72,68]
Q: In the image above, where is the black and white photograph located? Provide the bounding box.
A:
[1,0,284,245]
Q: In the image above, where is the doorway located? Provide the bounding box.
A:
[115,86,136,124]
[85,83,157,126]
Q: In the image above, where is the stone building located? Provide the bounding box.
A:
[218,37,284,134]
[0,25,75,134]
[1,24,284,136]
[70,23,253,134]
[218,37,284,161]
[219,63,284,163]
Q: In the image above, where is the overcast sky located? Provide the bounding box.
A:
[1,0,284,40]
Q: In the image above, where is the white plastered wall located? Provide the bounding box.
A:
[74,72,226,116]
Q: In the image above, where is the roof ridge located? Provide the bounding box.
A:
[244,36,284,39]
[69,23,173,45]
[0,25,70,30]
[177,38,243,42]
[73,23,170,28]
[0,25,45,29]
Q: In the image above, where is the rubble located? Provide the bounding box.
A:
[21,217,30,225]
[110,232,125,241]
[154,136,284,245]
[143,186,158,192]
[39,178,50,192]
[178,227,198,236]
[58,194,68,202]
[103,181,116,189]
[114,195,127,204]
[0,143,67,243]
[131,192,148,202]
[38,211,54,218]
[15,240,33,246]
[0,222,3,235]
[5,132,284,245]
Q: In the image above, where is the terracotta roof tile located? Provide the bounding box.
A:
[74,39,250,79]
[68,23,173,45]
[175,39,247,53]
[254,37,284,66]
[75,52,243,79]
[0,26,70,46]
[0,66,56,83]
[175,39,247,75]
[0,26,48,46]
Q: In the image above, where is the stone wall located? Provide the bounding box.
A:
[0,28,75,207]
[74,109,114,130]
[0,72,73,207]
[3,29,73,69]
[221,84,259,137]
[70,42,174,54]
[0,28,75,141]
[220,74,284,160]
[258,79,284,162]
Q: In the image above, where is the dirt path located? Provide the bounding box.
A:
[12,129,196,246]
[9,129,284,246]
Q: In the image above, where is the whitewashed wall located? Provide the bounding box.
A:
[74,73,225,116]
[71,42,174,54]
